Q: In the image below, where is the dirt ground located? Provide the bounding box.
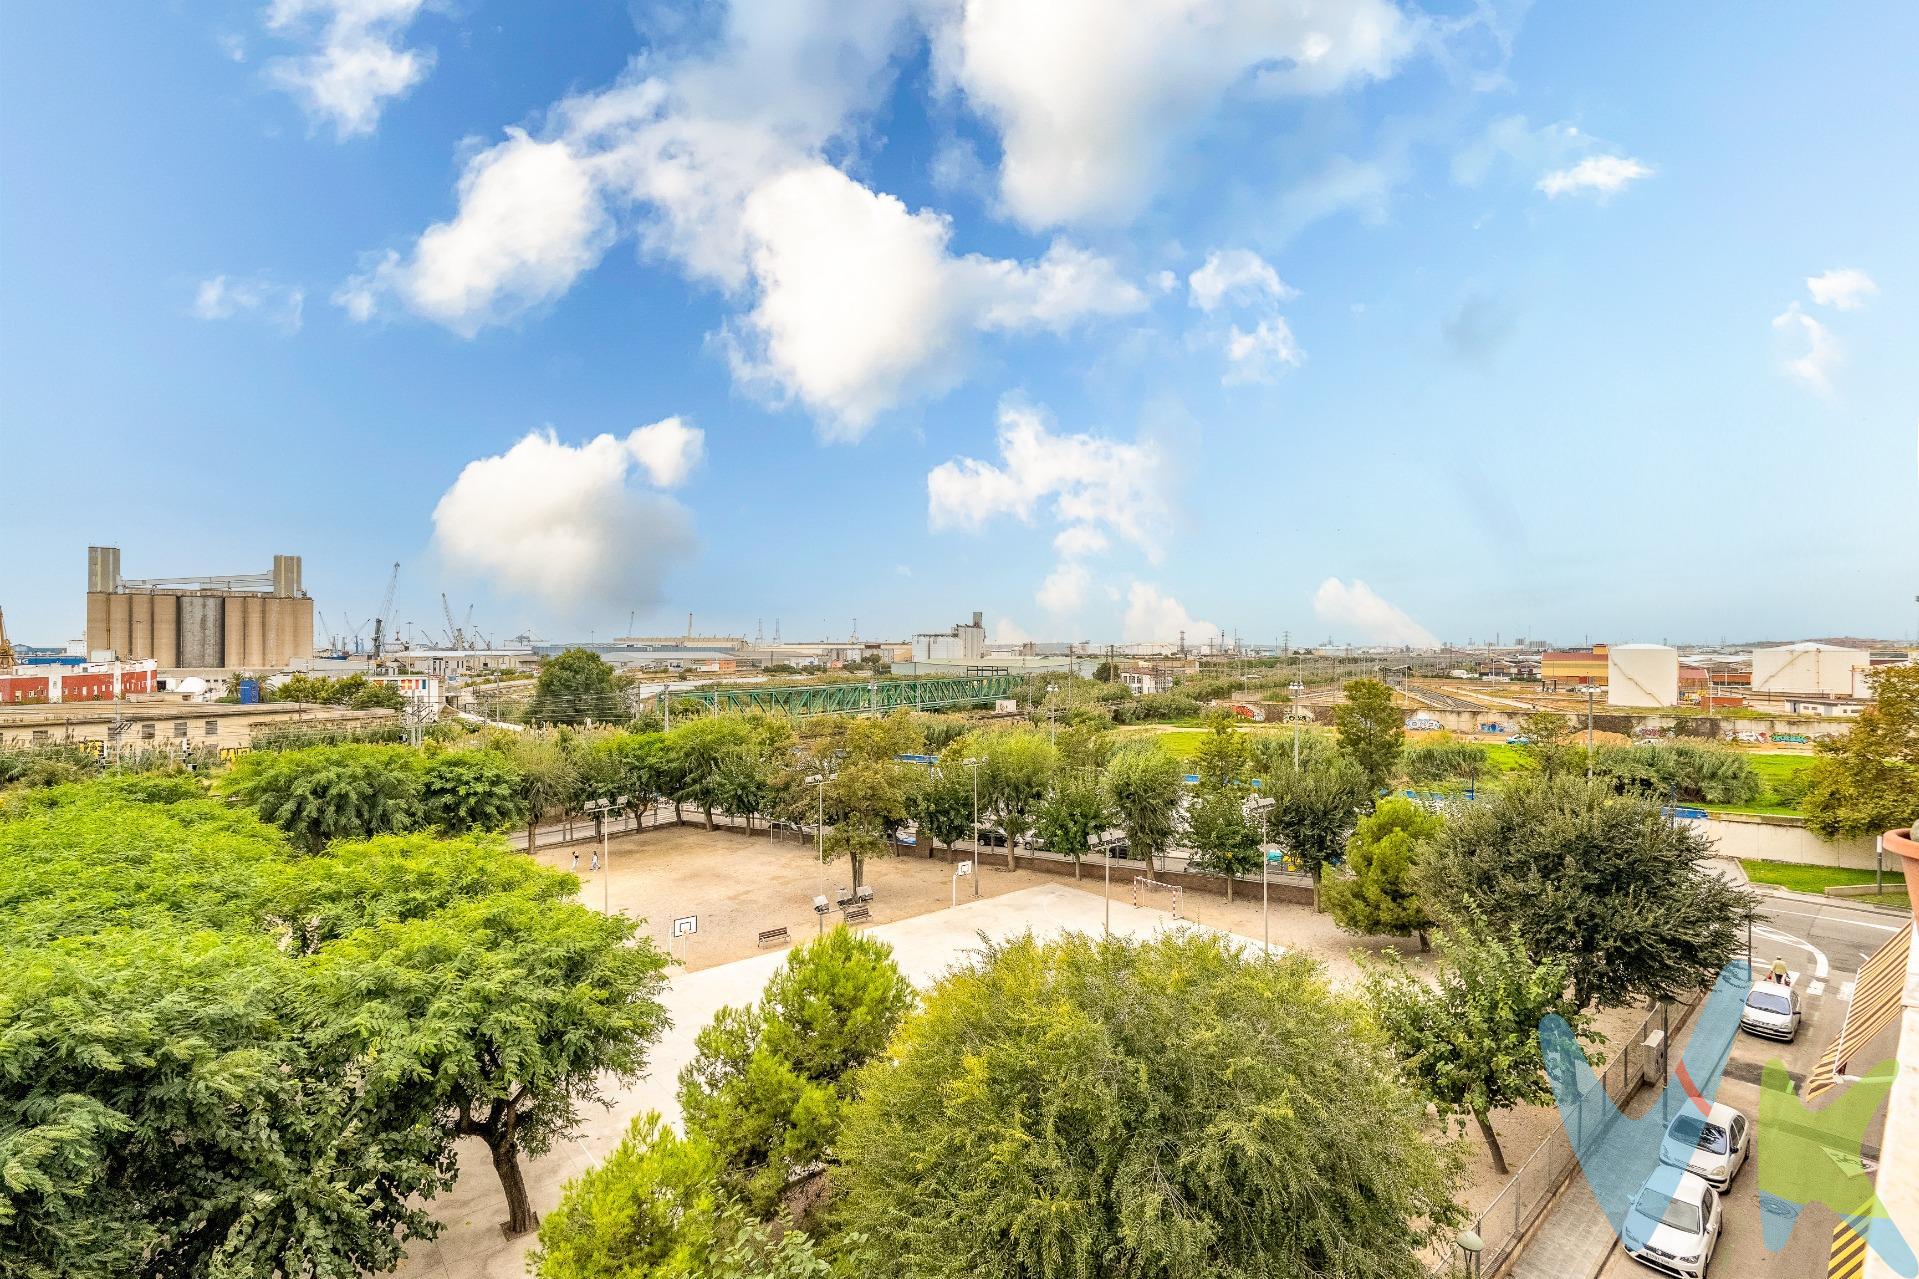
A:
[539,820,1418,984]
[534,821,1643,1218]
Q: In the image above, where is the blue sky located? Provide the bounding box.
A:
[2,1,1914,651]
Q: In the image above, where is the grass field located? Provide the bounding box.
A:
[1740,859,1906,911]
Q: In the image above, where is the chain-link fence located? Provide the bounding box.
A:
[1429,991,1702,1277]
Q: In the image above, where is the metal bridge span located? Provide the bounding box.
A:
[679,673,1029,717]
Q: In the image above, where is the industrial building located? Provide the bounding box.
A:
[84,546,314,670]
[912,612,987,663]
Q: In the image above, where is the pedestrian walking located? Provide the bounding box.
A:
[590,847,600,871]
[571,848,579,872]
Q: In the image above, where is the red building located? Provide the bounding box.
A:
[0,661,156,704]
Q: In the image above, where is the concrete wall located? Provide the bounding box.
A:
[1399,704,1852,742]
[1697,812,1882,871]
[179,596,225,669]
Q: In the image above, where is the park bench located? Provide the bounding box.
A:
[757,925,790,948]
[841,903,871,926]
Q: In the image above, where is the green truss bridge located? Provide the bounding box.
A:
[675,673,1031,717]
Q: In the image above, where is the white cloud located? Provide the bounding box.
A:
[431,421,703,609]
[192,274,305,331]
[1771,302,1840,395]
[1122,582,1220,646]
[1312,578,1436,647]
[927,400,1166,561]
[991,616,1031,645]
[1221,318,1303,383]
[264,0,433,139]
[625,416,705,487]
[934,0,1413,227]
[356,8,1142,434]
[1451,115,1584,188]
[1536,154,1652,199]
[1037,562,1092,615]
[1187,249,1295,313]
[1052,525,1109,558]
[340,129,613,336]
[1806,268,1877,311]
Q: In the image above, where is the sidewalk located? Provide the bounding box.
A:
[1507,1174,1616,1279]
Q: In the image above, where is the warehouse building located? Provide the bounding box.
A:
[84,545,314,670]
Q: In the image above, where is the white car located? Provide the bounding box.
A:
[1658,1103,1750,1190]
[1622,1166,1722,1278]
[1739,978,1802,1042]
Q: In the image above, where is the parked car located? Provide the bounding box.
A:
[1406,716,1443,732]
[1739,976,1803,1042]
[1506,734,1532,745]
[1621,1166,1722,1278]
[975,828,1009,848]
[1659,1103,1750,1190]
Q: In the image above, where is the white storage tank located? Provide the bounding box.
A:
[1608,643,1679,707]
[1751,642,1871,696]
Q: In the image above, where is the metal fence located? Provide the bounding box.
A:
[1427,992,1701,1277]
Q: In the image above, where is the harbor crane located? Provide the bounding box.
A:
[371,562,400,658]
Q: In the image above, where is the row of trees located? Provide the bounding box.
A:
[0,776,673,1274]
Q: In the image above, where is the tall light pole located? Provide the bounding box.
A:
[1585,686,1596,781]
[806,770,829,934]
[583,794,628,917]
[964,756,983,899]
[1288,682,1305,770]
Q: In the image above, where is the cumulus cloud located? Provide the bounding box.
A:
[193,274,305,331]
[927,399,1166,561]
[934,0,1413,227]
[1536,154,1652,199]
[1187,249,1295,313]
[1771,302,1840,395]
[991,616,1032,645]
[929,399,1169,622]
[338,129,614,336]
[1807,268,1877,311]
[264,0,433,139]
[432,420,704,609]
[1123,583,1220,646]
[1222,318,1303,383]
[1312,578,1436,647]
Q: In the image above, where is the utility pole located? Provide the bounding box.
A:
[1585,686,1596,781]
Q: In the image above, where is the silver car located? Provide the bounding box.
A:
[1622,1166,1722,1278]
[1739,979,1802,1042]
[1658,1103,1750,1190]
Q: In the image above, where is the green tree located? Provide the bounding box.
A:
[1264,756,1368,910]
[1092,659,1119,682]
[910,761,977,855]
[1334,677,1403,798]
[1517,711,1578,779]
[837,932,1459,1279]
[220,743,424,852]
[678,930,914,1215]
[977,730,1058,871]
[821,756,916,890]
[1099,741,1184,873]
[1367,927,1597,1174]
[309,895,673,1236]
[508,733,581,853]
[529,648,628,726]
[1189,709,1253,794]
[0,928,454,1279]
[668,716,758,830]
[1800,665,1919,838]
[1322,798,1439,949]
[1033,769,1108,880]
[1184,787,1261,901]
[1418,778,1756,1009]
[531,1114,839,1279]
[421,749,528,834]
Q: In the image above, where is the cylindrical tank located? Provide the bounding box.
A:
[181,595,225,669]
[291,598,314,661]
[129,593,153,661]
[85,592,110,657]
[1751,643,1871,696]
[1608,644,1679,707]
[152,593,179,667]
[223,595,245,670]
[108,594,132,660]
[243,596,266,669]
[264,594,284,667]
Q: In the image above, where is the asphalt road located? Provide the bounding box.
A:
[1598,894,1904,1279]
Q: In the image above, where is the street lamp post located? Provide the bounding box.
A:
[963,757,983,898]
[1288,682,1305,770]
[806,770,830,934]
[1585,686,1596,781]
[582,794,629,916]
